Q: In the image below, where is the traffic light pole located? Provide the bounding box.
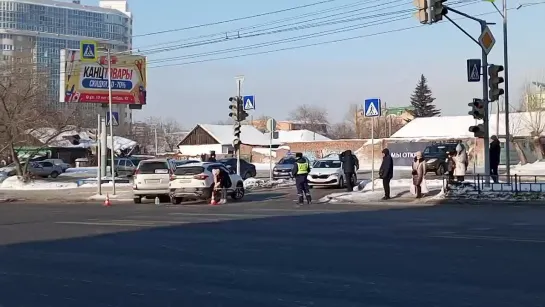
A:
[236,80,242,176]
[444,6,492,185]
[481,21,491,186]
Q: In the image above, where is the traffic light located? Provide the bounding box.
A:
[233,121,241,148]
[228,97,239,121]
[488,64,505,102]
[468,98,485,120]
[237,97,249,121]
[413,0,428,24]
[469,124,485,138]
[430,0,447,23]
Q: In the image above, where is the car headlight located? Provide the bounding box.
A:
[426,158,437,164]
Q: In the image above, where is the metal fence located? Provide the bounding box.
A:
[443,174,545,194]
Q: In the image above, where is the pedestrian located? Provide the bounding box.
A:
[411,151,428,198]
[339,149,357,192]
[490,135,501,183]
[378,148,393,200]
[446,151,456,184]
[207,151,217,162]
[453,143,467,182]
[210,167,231,205]
[291,152,312,205]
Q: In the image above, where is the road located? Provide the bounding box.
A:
[1,196,544,306]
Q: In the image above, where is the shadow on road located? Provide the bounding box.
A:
[1,205,545,306]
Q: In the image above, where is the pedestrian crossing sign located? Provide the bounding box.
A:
[364,98,381,117]
[80,40,97,62]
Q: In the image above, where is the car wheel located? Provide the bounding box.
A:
[435,164,445,176]
[50,171,59,178]
[338,176,344,188]
[171,197,182,205]
[133,197,142,204]
[230,182,245,200]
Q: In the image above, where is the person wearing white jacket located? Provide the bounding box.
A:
[453,143,468,182]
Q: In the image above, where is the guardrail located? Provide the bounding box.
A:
[443,174,545,194]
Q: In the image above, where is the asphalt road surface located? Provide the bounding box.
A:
[1,195,545,306]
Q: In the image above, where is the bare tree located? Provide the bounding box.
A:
[143,117,185,153]
[0,63,78,180]
[519,82,545,160]
[289,104,329,133]
[328,122,356,139]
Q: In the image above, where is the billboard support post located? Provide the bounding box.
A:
[107,49,116,195]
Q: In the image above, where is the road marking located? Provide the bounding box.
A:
[56,221,158,227]
[429,234,545,244]
[168,212,269,218]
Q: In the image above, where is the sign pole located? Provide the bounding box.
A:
[269,129,273,182]
[97,114,102,196]
[481,22,491,186]
[107,48,116,195]
[371,117,375,191]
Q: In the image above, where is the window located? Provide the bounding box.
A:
[137,161,168,174]
[40,162,53,167]
[175,166,204,175]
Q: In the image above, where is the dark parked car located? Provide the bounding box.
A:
[422,142,459,175]
[273,156,309,180]
[217,158,256,179]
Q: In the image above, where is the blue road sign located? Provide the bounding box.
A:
[364,98,381,117]
[467,59,481,82]
[243,95,255,110]
[106,112,119,126]
[80,40,97,62]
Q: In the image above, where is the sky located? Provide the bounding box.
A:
[90,0,545,128]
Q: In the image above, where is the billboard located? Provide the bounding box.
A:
[60,49,147,105]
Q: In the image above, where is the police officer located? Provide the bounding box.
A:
[291,152,312,205]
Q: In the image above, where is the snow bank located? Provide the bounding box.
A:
[65,167,97,174]
[511,161,545,176]
[434,182,545,201]
[321,178,444,203]
[0,176,77,190]
[243,178,294,190]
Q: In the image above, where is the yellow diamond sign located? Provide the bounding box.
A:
[479,26,495,55]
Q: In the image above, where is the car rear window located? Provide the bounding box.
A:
[175,166,204,175]
[138,162,169,174]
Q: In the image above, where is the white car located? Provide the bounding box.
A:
[132,158,177,203]
[307,158,356,188]
[169,162,245,204]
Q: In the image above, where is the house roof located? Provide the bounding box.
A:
[390,112,545,139]
[276,130,331,142]
[179,124,280,146]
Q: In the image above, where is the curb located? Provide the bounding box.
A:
[424,198,545,207]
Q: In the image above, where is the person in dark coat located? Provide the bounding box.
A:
[291,152,312,205]
[339,150,359,192]
[490,135,501,183]
[378,148,394,200]
[207,152,217,162]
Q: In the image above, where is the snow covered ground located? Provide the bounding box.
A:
[320,178,444,203]
[511,161,545,176]
[0,176,131,190]
[433,181,545,201]
[243,177,294,190]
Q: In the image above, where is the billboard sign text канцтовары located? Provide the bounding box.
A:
[60,49,147,105]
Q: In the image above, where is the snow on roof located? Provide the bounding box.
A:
[199,124,280,146]
[276,130,331,143]
[391,112,545,139]
[28,127,136,152]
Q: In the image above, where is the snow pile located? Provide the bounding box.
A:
[65,167,97,174]
[321,178,444,203]
[434,181,545,201]
[511,161,545,176]
[243,178,294,190]
[0,176,77,190]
